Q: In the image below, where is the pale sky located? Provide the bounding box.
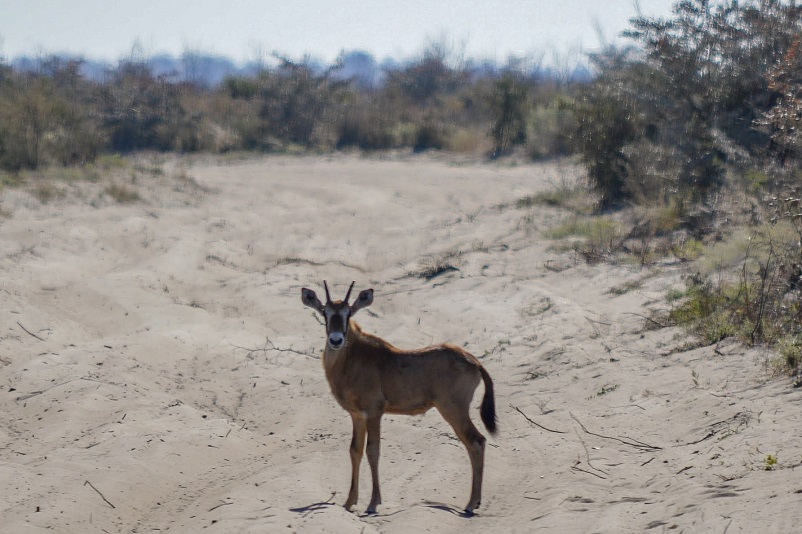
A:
[1,1,675,65]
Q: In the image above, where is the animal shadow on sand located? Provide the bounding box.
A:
[289,497,406,518]
[421,500,477,518]
[289,492,339,516]
[289,497,469,518]
[288,501,338,515]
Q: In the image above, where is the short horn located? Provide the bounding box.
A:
[344,281,355,303]
[323,280,332,303]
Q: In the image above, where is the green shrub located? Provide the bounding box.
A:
[413,121,448,152]
[105,183,140,203]
[779,336,802,371]
[574,76,636,209]
[488,73,528,157]
[335,107,397,150]
[670,226,802,353]
[545,215,623,242]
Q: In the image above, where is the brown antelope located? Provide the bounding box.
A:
[301,281,497,515]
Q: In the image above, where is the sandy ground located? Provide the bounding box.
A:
[1,154,801,533]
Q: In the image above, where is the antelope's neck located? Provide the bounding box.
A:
[322,321,361,378]
[322,344,344,374]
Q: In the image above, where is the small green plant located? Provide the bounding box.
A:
[608,279,643,295]
[512,181,595,215]
[670,237,704,262]
[778,336,802,372]
[634,198,687,236]
[740,168,771,191]
[516,189,573,210]
[0,172,24,191]
[32,181,60,203]
[666,287,686,303]
[95,153,128,170]
[594,384,619,397]
[545,216,622,242]
[669,274,739,344]
[45,165,101,183]
[545,215,625,263]
[105,183,140,203]
[764,454,778,470]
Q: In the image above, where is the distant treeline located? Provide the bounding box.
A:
[0,41,583,170]
[9,49,592,90]
[2,0,802,211]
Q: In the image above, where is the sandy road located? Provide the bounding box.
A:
[1,154,800,533]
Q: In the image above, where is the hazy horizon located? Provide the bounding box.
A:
[1,1,675,66]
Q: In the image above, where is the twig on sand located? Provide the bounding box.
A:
[209,500,233,512]
[570,412,662,451]
[624,312,669,329]
[84,480,116,509]
[575,430,609,477]
[15,390,44,402]
[510,404,566,434]
[229,336,317,359]
[17,321,45,341]
[571,463,607,480]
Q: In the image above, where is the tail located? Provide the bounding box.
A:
[478,366,497,435]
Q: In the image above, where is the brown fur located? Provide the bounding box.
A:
[302,283,496,515]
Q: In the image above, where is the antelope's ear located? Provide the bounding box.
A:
[301,288,324,314]
[351,288,373,314]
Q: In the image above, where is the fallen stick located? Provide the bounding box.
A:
[84,480,116,509]
[208,500,233,512]
[510,404,566,434]
[17,322,45,342]
[570,412,662,451]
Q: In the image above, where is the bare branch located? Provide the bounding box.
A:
[84,480,116,509]
[208,500,233,512]
[570,412,662,451]
[510,404,566,434]
[229,336,318,359]
[17,321,45,341]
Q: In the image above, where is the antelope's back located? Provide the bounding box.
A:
[374,343,483,414]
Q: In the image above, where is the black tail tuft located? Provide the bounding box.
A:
[479,366,497,434]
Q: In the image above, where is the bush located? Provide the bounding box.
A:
[335,102,398,150]
[574,67,636,209]
[488,73,528,157]
[669,224,802,353]
[413,120,448,152]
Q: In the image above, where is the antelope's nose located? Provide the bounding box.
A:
[328,332,345,348]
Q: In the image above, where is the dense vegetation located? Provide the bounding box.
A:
[0,43,575,170]
[3,0,802,372]
[571,0,802,373]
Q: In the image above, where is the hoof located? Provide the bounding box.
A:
[464,500,480,516]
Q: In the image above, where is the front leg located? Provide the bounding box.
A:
[365,415,383,514]
[345,413,366,511]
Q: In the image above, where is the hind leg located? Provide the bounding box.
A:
[436,402,486,513]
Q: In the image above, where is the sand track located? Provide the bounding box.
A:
[2,154,800,533]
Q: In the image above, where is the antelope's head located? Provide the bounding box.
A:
[301,281,374,350]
